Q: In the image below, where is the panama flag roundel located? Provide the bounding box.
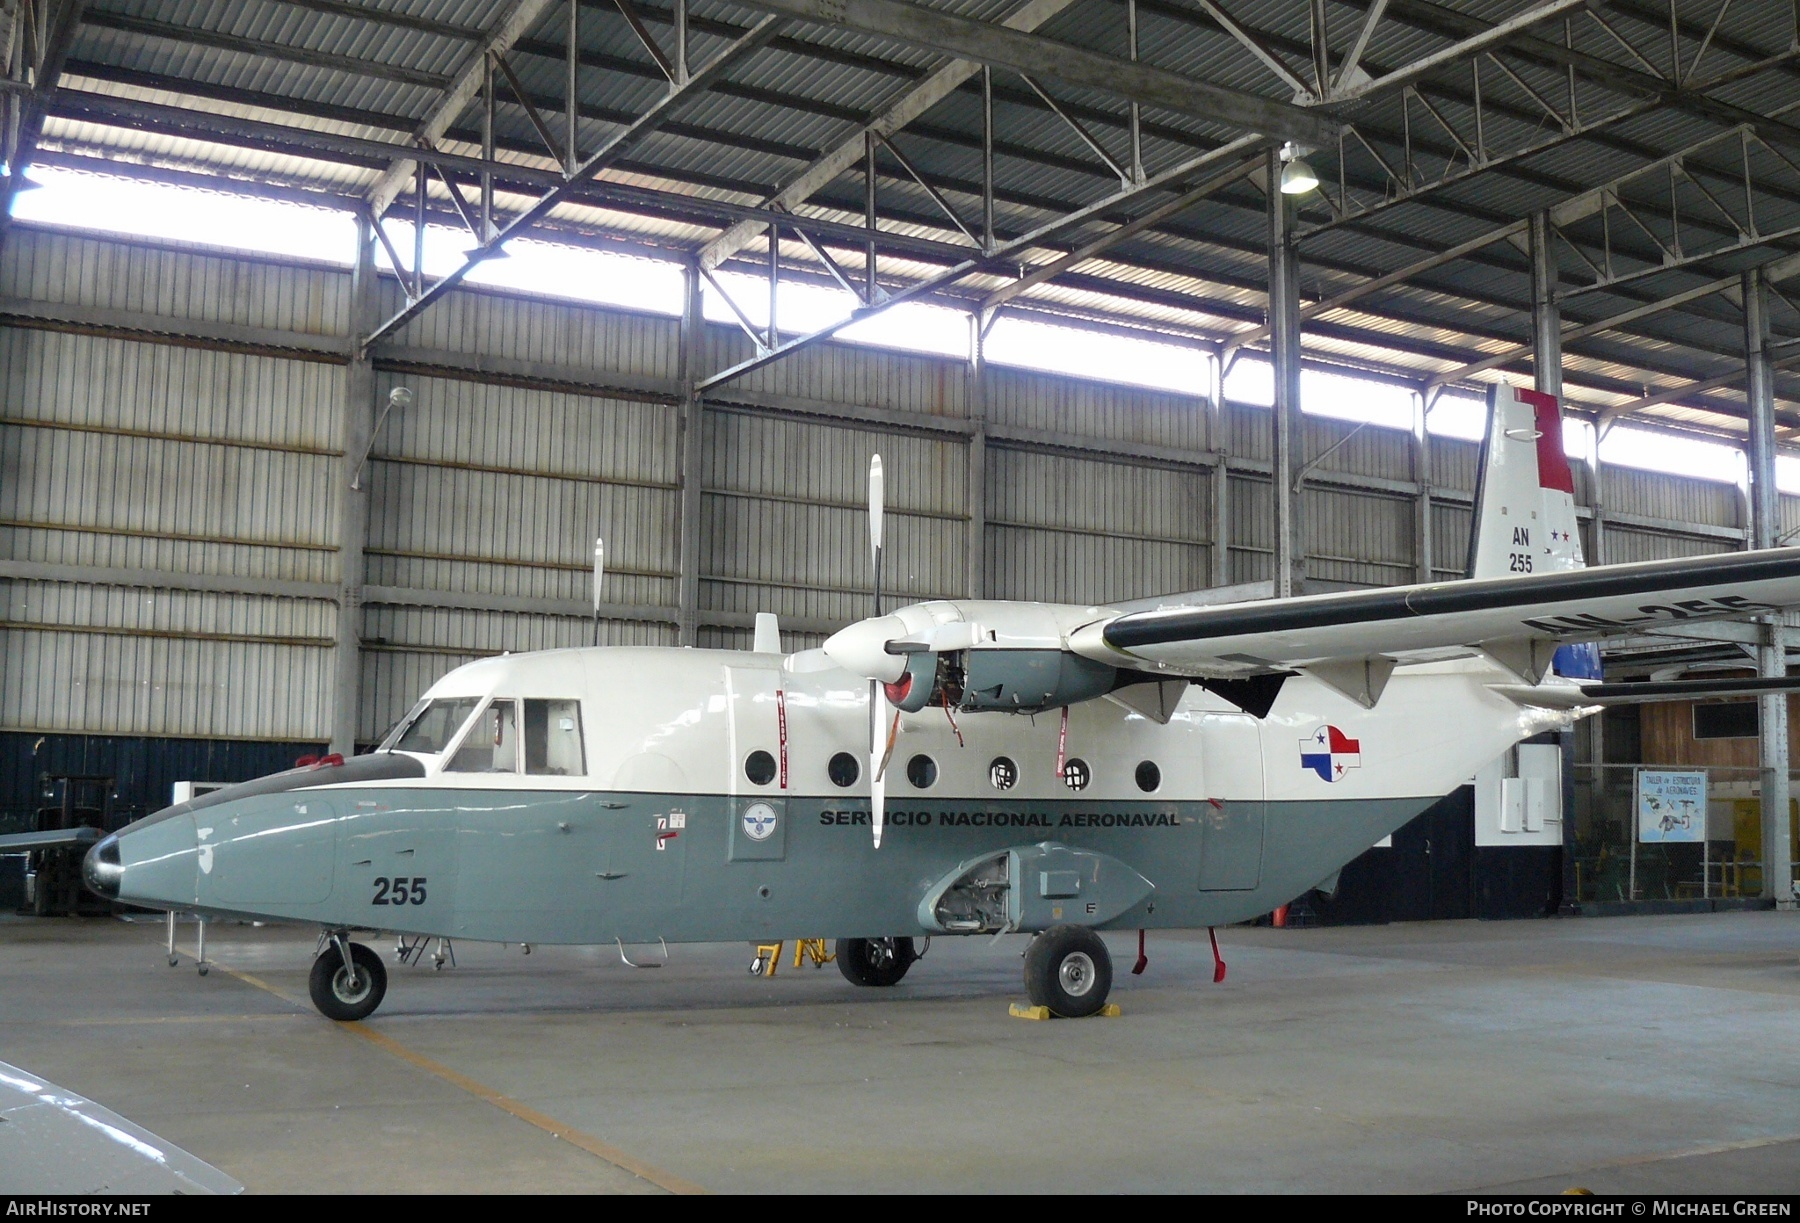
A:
[1300,725,1362,782]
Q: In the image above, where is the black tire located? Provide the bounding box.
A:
[835,937,916,987]
[308,941,388,1021]
[1024,925,1112,1018]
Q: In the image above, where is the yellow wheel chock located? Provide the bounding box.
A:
[1009,1002,1122,1020]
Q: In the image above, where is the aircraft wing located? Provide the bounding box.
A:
[1074,547,1800,683]
[0,1060,244,1194]
[0,826,102,853]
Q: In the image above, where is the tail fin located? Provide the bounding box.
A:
[1468,382,1584,579]
[1467,382,1598,677]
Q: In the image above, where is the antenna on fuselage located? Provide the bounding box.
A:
[867,455,887,850]
[592,537,605,647]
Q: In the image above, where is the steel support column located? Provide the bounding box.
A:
[967,315,987,600]
[332,217,379,755]
[1533,207,1580,908]
[1414,392,1433,583]
[1530,210,1562,399]
[1210,355,1230,589]
[678,261,704,646]
[1268,148,1304,599]
[1746,265,1795,907]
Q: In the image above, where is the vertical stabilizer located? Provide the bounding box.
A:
[1466,383,1598,678]
[1467,383,1584,580]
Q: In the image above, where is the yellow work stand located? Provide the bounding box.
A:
[749,938,835,976]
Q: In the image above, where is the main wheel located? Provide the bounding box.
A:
[308,941,388,1021]
[1024,926,1112,1018]
[835,937,916,987]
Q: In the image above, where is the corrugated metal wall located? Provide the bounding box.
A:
[3,225,1795,749]
[986,448,1210,604]
[0,232,347,740]
[700,408,966,625]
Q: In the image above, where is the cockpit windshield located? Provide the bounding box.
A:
[383,697,482,756]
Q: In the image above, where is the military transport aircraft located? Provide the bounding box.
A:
[54,385,1800,1020]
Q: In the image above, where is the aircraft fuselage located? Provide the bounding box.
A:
[89,642,1575,946]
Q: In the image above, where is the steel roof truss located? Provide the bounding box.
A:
[695,134,1264,392]
[1,0,86,243]
[361,13,786,350]
[365,0,560,221]
[730,0,1337,146]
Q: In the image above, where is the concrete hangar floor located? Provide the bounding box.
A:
[4,912,1798,1195]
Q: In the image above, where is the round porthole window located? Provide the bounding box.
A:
[989,756,1018,790]
[906,754,938,789]
[1135,760,1161,792]
[1061,758,1091,791]
[828,751,860,788]
[744,750,777,786]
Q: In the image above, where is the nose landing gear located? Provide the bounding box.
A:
[1023,925,1113,1018]
[834,936,917,987]
[309,934,387,1021]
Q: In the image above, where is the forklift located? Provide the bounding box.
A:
[22,774,123,916]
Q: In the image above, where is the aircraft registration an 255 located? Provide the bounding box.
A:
[64,386,1800,1020]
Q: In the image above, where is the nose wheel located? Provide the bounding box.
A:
[308,937,387,1021]
[1023,926,1112,1018]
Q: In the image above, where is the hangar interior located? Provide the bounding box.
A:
[4,0,1800,918]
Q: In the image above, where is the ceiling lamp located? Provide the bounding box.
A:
[1278,142,1319,195]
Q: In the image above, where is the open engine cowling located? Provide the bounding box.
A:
[834,600,1124,716]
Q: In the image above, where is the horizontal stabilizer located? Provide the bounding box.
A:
[1583,675,1800,702]
[1493,674,1800,708]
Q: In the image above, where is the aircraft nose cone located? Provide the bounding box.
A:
[83,834,122,899]
[822,615,909,683]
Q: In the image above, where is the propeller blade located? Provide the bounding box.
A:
[869,678,885,849]
[868,455,884,559]
[591,537,605,647]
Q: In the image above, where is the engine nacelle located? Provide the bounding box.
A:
[961,648,1116,712]
[844,599,1126,715]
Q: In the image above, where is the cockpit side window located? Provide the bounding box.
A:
[524,700,585,776]
[446,700,520,774]
[389,697,481,755]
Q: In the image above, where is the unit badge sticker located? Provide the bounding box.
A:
[1300,725,1362,782]
[741,802,779,842]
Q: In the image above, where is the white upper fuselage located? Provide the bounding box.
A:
[380,638,1578,808]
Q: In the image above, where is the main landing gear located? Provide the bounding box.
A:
[1023,926,1113,1018]
[309,934,387,1021]
[835,937,917,987]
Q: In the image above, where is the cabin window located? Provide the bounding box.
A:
[1693,701,1757,740]
[446,700,520,773]
[744,750,777,786]
[389,697,481,755]
[907,754,937,789]
[989,757,1018,790]
[524,700,585,775]
[1135,761,1161,792]
[828,752,860,787]
[1061,759,1091,791]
